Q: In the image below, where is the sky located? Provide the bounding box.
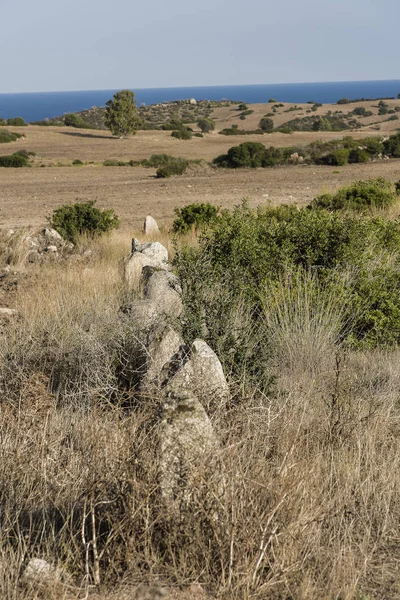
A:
[2,0,399,93]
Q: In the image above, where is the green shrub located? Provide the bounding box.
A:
[311,178,398,212]
[0,129,22,144]
[197,118,215,133]
[171,129,192,140]
[72,159,83,165]
[348,148,370,163]
[51,201,119,242]
[337,98,351,104]
[156,157,189,178]
[324,148,350,166]
[174,202,400,349]
[0,153,29,167]
[238,103,248,111]
[64,113,91,129]
[6,117,27,126]
[259,117,274,132]
[103,159,130,166]
[219,127,264,136]
[173,203,220,234]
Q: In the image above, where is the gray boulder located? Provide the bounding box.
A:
[43,228,63,244]
[21,558,62,584]
[143,215,160,235]
[131,238,169,269]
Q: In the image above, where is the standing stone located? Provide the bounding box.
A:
[143,215,160,235]
[165,339,229,413]
[141,323,184,391]
[159,390,221,511]
[125,253,159,289]
[144,269,183,318]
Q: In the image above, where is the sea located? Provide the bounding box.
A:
[1,80,400,123]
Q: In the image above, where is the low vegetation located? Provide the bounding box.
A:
[312,177,400,211]
[51,201,120,242]
[0,129,23,143]
[172,202,220,233]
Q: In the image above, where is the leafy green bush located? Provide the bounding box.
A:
[171,129,192,140]
[174,201,400,349]
[219,127,264,136]
[337,98,351,104]
[51,201,120,242]
[0,129,22,144]
[0,153,29,167]
[348,148,370,163]
[173,203,220,234]
[72,159,83,165]
[238,103,248,111]
[6,117,27,126]
[311,178,399,212]
[259,117,274,132]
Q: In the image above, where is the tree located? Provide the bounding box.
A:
[259,117,274,132]
[197,118,215,133]
[104,90,142,138]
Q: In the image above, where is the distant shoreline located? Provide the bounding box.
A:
[1,80,400,122]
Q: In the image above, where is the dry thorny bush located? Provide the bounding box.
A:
[1,232,400,599]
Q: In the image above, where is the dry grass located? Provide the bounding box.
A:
[1,233,400,599]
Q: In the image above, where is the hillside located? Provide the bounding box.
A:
[39,97,400,134]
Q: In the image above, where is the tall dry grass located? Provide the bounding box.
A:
[1,231,400,599]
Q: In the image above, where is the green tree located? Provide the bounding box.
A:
[104,90,142,138]
[197,118,215,133]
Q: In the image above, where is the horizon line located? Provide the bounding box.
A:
[2,78,400,96]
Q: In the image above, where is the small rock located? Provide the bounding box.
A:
[22,558,61,584]
[44,245,58,253]
[43,228,63,243]
[135,584,168,600]
[143,215,160,235]
[27,251,41,264]
[0,307,17,317]
[189,98,197,105]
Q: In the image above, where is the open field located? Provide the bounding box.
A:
[1,107,400,231]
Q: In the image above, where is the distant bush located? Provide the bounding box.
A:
[51,201,120,242]
[259,117,274,132]
[348,148,370,163]
[64,113,91,129]
[156,157,189,178]
[171,129,192,140]
[6,117,27,126]
[0,129,22,144]
[337,98,351,104]
[0,153,29,167]
[311,178,399,212]
[238,103,248,111]
[173,203,220,233]
[72,159,84,165]
[350,107,373,117]
[219,127,264,136]
[103,159,135,166]
[197,118,215,133]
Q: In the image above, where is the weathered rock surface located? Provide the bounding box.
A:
[141,324,184,391]
[165,339,229,412]
[125,253,159,289]
[0,307,18,317]
[143,215,160,235]
[159,390,220,508]
[144,269,183,318]
[43,228,63,243]
[21,558,62,584]
[131,238,169,269]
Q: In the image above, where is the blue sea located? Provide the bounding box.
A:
[1,80,400,123]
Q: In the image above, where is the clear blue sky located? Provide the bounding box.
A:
[2,0,399,93]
